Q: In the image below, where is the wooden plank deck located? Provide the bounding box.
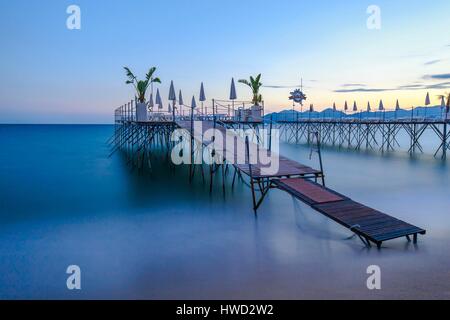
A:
[273,178,426,248]
[176,120,322,179]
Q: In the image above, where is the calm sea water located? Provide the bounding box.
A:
[0,124,449,299]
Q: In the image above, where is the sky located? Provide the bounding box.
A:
[0,0,449,123]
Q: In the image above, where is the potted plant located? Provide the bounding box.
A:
[239,74,263,121]
[124,67,161,121]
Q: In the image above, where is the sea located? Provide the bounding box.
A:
[0,124,449,299]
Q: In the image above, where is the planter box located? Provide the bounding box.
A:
[250,105,262,121]
[136,102,148,122]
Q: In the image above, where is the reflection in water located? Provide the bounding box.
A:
[0,124,449,299]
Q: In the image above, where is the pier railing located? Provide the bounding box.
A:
[114,99,265,123]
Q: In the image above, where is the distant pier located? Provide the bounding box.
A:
[277,118,449,159]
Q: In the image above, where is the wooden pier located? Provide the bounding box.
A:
[277,118,449,159]
[110,101,426,248]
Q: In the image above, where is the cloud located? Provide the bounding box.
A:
[340,83,366,87]
[334,81,450,93]
[263,84,306,89]
[334,88,390,93]
[425,81,450,89]
[397,84,424,90]
[424,59,442,66]
[423,73,450,80]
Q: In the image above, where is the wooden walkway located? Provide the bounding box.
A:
[273,178,426,248]
[175,120,323,180]
[175,120,426,248]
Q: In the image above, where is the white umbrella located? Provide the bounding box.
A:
[148,93,154,110]
[425,92,430,118]
[440,95,446,118]
[169,81,176,116]
[168,103,172,113]
[155,89,163,109]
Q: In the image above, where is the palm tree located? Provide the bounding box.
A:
[238,74,263,106]
[124,67,161,103]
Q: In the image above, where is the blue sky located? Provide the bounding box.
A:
[0,0,449,123]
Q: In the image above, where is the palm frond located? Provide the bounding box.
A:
[146,67,157,81]
[255,74,261,83]
[123,67,136,82]
[238,79,251,87]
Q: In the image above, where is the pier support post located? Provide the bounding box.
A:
[443,121,447,160]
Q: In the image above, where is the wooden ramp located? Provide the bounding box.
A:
[273,178,426,248]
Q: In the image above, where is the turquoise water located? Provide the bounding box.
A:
[0,124,449,299]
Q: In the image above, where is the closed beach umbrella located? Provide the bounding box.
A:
[333,102,336,111]
[178,90,184,106]
[199,82,206,102]
[424,92,430,118]
[353,101,358,112]
[367,102,371,112]
[199,82,206,114]
[396,99,400,111]
[169,81,176,116]
[309,104,314,112]
[191,95,197,109]
[425,92,431,106]
[441,96,447,118]
[168,103,172,113]
[379,100,384,111]
[344,101,348,111]
[229,78,237,117]
[155,89,163,109]
[447,95,450,114]
[229,78,237,100]
[168,81,176,101]
[148,93,154,109]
